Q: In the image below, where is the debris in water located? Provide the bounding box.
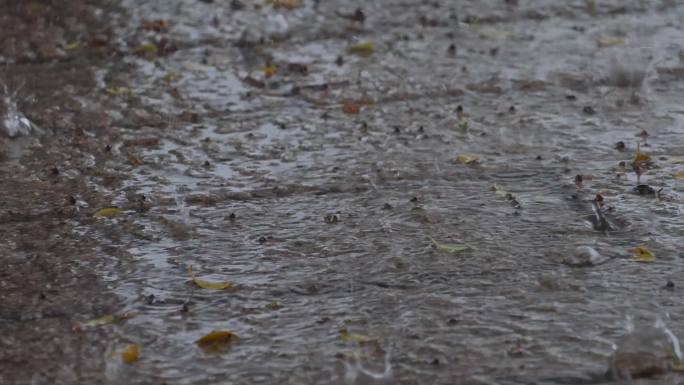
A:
[347,41,374,57]
[627,246,655,263]
[94,207,121,218]
[196,330,236,353]
[562,246,610,267]
[121,344,140,364]
[631,143,651,167]
[429,237,468,253]
[340,328,376,343]
[189,267,233,290]
[455,154,479,165]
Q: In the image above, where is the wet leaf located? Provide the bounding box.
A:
[627,246,655,263]
[429,237,468,253]
[161,72,182,82]
[189,267,233,290]
[127,155,142,167]
[458,118,469,130]
[121,344,140,364]
[631,143,651,166]
[347,41,374,57]
[266,301,282,310]
[141,19,169,32]
[597,37,625,48]
[674,171,684,179]
[65,41,80,50]
[196,330,236,353]
[80,314,115,327]
[94,207,121,218]
[340,328,376,343]
[106,87,132,96]
[478,28,511,40]
[455,154,479,165]
[134,43,158,55]
[342,102,361,115]
[265,0,302,9]
[259,63,277,78]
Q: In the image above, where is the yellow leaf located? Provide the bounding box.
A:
[80,314,115,327]
[65,41,80,50]
[94,207,121,217]
[106,87,132,96]
[266,301,282,310]
[429,237,468,253]
[628,246,655,263]
[455,154,479,165]
[188,267,233,290]
[597,37,625,48]
[631,142,651,166]
[196,330,236,353]
[347,41,374,57]
[340,328,376,343]
[134,43,158,55]
[478,28,511,40]
[674,171,684,179]
[121,344,140,364]
[259,64,277,78]
[127,155,142,167]
[162,72,182,82]
[265,0,301,9]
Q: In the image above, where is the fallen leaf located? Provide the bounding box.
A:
[266,0,302,9]
[266,301,282,310]
[161,72,182,82]
[458,118,469,130]
[196,330,236,353]
[65,41,80,50]
[342,102,360,115]
[340,328,376,343]
[134,43,159,55]
[597,37,625,48]
[106,87,132,96]
[94,207,121,218]
[631,143,651,166]
[627,246,655,263]
[80,314,115,327]
[121,344,140,364]
[491,183,515,201]
[478,28,511,40]
[189,267,233,290]
[455,154,479,165]
[127,155,142,167]
[259,63,277,78]
[347,41,374,57]
[141,19,169,32]
[429,237,468,253]
[674,171,684,179]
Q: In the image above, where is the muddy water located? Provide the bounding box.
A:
[100,1,684,384]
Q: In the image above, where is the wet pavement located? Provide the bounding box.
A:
[3,1,684,384]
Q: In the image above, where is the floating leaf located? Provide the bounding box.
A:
[340,328,375,343]
[627,246,655,263]
[106,87,132,96]
[134,43,158,55]
[674,171,684,179]
[265,0,302,9]
[127,155,142,167]
[458,118,469,130]
[429,237,468,253]
[266,301,282,310]
[80,314,115,328]
[342,102,361,115]
[597,37,625,48]
[141,19,169,32]
[94,207,121,218]
[161,72,182,82]
[259,63,277,78]
[65,41,80,50]
[189,267,233,290]
[455,154,479,165]
[478,28,511,40]
[196,330,236,353]
[347,41,374,57]
[121,344,140,364]
[491,183,515,200]
[631,142,651,166]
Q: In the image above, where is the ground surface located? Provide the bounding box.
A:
[3,1,684,384]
